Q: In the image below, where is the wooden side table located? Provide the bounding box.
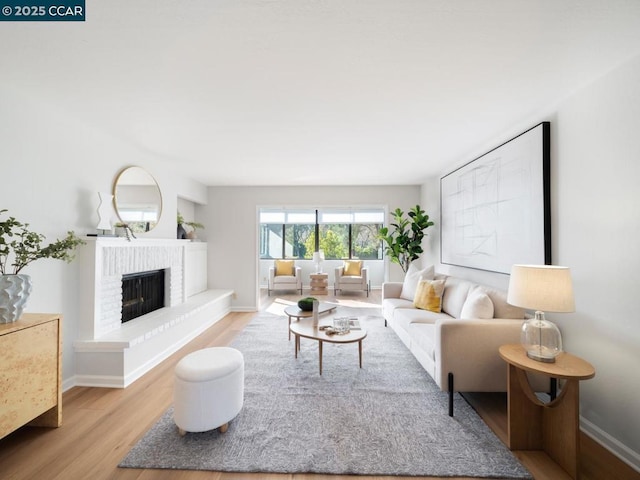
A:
[309,273,329,295]
[499,344,595,480]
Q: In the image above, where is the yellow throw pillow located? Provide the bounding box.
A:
[275,259,295,276]
[343,260,362,276]
[413,278,445,312]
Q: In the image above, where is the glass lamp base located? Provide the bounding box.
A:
[526,348,557,363]
[521,311,563,363]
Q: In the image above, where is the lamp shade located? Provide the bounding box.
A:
[508,264,575,362]
[507,265,575,313]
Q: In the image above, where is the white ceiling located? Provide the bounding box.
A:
[3,0,640,186]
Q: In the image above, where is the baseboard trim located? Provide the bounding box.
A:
[231,306,258,312]
[71,375,125,388]
[581,416,640,473]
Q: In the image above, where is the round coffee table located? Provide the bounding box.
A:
[283,303,337,340]
[289,320,367,375]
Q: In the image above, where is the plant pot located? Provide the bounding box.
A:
[177,224,187,240]
[0,274,33,324]
[297,297,317,311]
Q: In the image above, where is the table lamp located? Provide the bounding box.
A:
[507,264,575,363]
[313,250,325,273]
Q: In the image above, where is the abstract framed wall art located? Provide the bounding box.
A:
[440,122,551,274]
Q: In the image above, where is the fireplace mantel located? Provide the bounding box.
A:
[74,238,233,388]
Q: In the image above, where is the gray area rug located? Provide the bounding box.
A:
[120,306,532,478]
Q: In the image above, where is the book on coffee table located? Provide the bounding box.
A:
[348,317,362,330]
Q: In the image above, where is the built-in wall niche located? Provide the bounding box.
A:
[177,197,196,223]
[177,196,205,241]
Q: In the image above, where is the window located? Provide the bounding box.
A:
[259,208,384,260]
[259,224,284,258]
[259,210,315,259]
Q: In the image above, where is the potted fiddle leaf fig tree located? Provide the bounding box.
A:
[0,209,85,323]
[378,205,435,273]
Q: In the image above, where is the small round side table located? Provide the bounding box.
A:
[499,344,595,480]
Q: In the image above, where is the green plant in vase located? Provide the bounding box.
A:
[297,297,318,312]
[177,212,205,240]
[0,209,85,323]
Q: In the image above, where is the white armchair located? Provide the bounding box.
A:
[268,260,303,296]
[334,260,370,296]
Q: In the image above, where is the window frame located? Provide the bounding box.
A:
[259,208,384,260]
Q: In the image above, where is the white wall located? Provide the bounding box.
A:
[0,90,207,388]
[422,54,640,469]
[199,185,422,310]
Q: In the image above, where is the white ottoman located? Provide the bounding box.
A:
[173,347,244,435]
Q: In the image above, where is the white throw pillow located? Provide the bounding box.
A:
[460,288,494,320]
[400,264,435,300]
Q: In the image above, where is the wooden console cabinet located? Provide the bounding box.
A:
[0,313,62,439]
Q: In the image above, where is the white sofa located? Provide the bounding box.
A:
[382,269,547,415]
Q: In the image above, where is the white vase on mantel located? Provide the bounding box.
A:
[96,192,113,232]
[0,274,33,323]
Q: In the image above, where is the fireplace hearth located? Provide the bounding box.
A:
[75,238,232,388]
[121,269,165,323]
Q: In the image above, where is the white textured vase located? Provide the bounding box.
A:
[0,274,33,323]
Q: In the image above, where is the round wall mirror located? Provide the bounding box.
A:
[113,166,162,233]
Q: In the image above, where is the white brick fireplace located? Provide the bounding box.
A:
[74,238,233,388]
[83,240,185,339]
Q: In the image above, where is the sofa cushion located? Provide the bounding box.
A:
[414,278,445,312]
[274,259,294,276]
[274,275,297,284]
[340,275,365,284]
[382,298,413,322]
[393,307,448,333]
[407,323,436,361]
[477,285,526,319]
[460,288,494,319]
[441,277,474,318]
[400,263,435,300]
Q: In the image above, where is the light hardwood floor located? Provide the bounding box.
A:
[0,290,635,480]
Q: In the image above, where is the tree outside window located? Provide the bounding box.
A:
[285,224,314,259]
[352,224,382,259]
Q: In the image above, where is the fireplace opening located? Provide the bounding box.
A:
[121,269,165,323]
